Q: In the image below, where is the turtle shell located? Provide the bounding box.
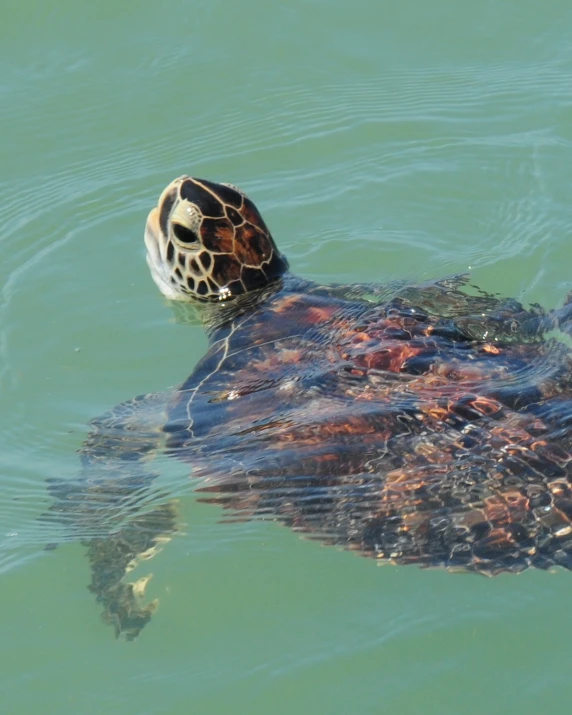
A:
[163,274,572,576]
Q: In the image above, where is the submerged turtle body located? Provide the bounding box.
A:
[50,176,572,639]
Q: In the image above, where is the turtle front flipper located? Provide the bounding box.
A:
[47,392,177,640]
[84,500,177,640]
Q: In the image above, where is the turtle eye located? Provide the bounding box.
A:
[173,223,200,246]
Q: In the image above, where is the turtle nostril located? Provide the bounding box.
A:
[173,223,200,245]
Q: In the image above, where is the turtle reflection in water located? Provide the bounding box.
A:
[49,176,572,639]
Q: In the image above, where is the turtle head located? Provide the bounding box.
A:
[144,176,289,301]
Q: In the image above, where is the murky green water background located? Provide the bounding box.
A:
[2,0,572,712]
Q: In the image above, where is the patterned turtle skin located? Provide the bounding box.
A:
[49,176,572,639]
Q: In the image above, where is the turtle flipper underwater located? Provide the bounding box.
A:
[48,393,179,640]
[54,175,572,639]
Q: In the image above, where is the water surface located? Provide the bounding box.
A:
[2,0,572,712]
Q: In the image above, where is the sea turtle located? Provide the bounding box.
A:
[49,176,572,639]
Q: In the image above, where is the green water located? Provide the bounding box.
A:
[2,0,572,712]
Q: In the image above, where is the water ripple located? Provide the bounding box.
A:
[2,53,572,576]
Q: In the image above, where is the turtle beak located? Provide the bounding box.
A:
[144,207,161,265]
[144,207,182,300]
